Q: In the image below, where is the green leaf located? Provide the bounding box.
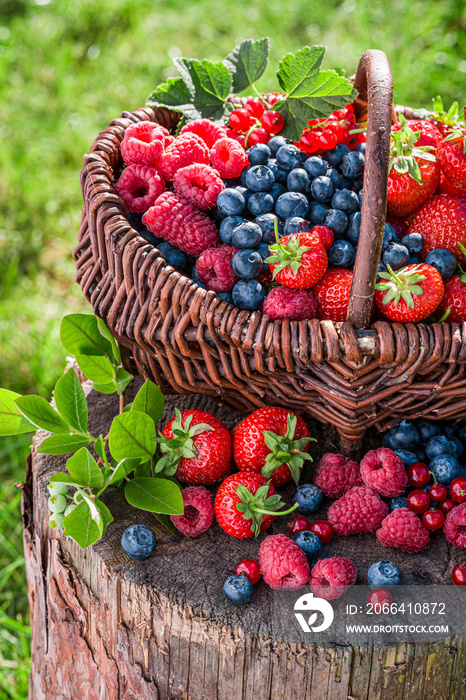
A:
[277,45,326,95]
[66,448,103,489]
[96,317,121,364]
[132,380,165,424]
[60,314,113,358]
[0,389,35,436]
[122,402,133,413]
[94,435,106,460]
[63,499,112,549]
[38,433,91,455]
[15,395,70,434]
[173,58,232,120]
[54,369,88,432]
[153,512,177,533]
[49,473,80,486]
[134,460,152,478]
[92,381,118,394]
[147,76,195,113]
[75,354,115,384]
[116,367,133,394]
[109,411,157,461]
[125,477,183,515]
[224,37,270,93]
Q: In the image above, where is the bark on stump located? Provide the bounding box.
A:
[22,382,466,699]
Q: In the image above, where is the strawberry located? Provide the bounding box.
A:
[391,119,441,150]
[437,273,466,322]
[375,263,444,322]
[428,95,464,139]
[438,174,466,197]
[387,115,440,217]
[232,407,314,487]
[312,267,353,322]
[214,472,296,539]
[412,194,466,262]
[158,409,231,485]
[265,227,328,289]
[438,130,466,194]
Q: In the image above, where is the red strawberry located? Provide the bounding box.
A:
[437,274,466,322]
[413,194,466,262]
[232,407,313,487]
[391,119,441,150]
[438,174,466,197]
[387,116,440,217]
[214,472,293,539]
[438,131,466,192]
[375,263,444,322]
[312,267,353,322]
[159,409,231,485]
[265,231,328,289]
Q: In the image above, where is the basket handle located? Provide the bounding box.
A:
[345,50,393,329]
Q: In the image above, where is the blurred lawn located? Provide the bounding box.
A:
[0,0,465,696]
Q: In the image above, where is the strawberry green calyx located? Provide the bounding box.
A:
[431,95,463,130]
[235,481,298,536]
[375,264,426,309]
[444,127,466,154]
[155,408,213,475]
[265,220,310,279]
[390,114,436,183]
[261,414,315,484]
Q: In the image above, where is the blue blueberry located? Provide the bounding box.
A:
[326,167,343,190]
[284,217,310,235]
[382,223,399,250]
[327,240,355,267]
[191,265,207,289]
[430,454,460,484]
[389,496,408,512]
[450,436,464,459]
[244,165,275,192]
[304,156,327,178]
[341,150,365,180]
[309,201,328,225]
[347,211,361,244]
[287,168,311,193]
[232,221,262,249]
[220,216,245,245]
[232,249,263,280]
[292,531,323,559]
[256,242,270,260]
[324,209,349,236]
[425,249,457,280]
[157,242,187,272]
[401,232,424,254]
[393,449,418,467]
[414,446,428,463]
[326,143,350,168]
[459,424,466,445]
[443,425,459,439]
[254,213,283,243]
[377,262,387,279]
[367,561,401,588]
[408,254,421,265]
[223,574,253,605]
[240,165,252,187]
[235,186,251,203]
[267,158,288,184]
[276,144,302,172]
[358,189,363,208]
[121,524,156,560]
[384,421,421,451]
[270,182,286,201]
[291,484,323,514]
[268,135,289,157]
[246,143,271,165]
[222,178,241,188]
[127,212,144,231]
[310,176,335,204]
[216,188,246,217]
[331,188,360,215]
[382,243,410,270]
[217,291,233,303]
[232,279,266,310]
[247,192,274,216]
[275,192,309,220]
[139,227,162,247]
[426,435,457,460]
[355,142,366,155]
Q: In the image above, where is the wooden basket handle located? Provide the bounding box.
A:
[346,50,393,329]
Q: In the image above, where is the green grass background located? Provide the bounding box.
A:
[0,0,465,695]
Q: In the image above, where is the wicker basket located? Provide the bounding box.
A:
[75,50,466,444]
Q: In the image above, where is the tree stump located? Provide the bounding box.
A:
[22,381,466,699]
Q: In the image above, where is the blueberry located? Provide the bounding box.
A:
[267,158,288,185]
[246,143,271,165]
[415,446,427,463]
[247,192,274,216]
[347,211,361,244]
[232,221,262,249]
[232,249,263,279]
[283,217,310,235]
[240,165,252,187]
[216,188,246,217]
[232,279,266,310]
[416,421,440,442]
[377,262,387,279]
[331,188,360,214]
[425,248,457,280]
[326,143,350,168]
[287,168,311,193]
[389,496,408,512]
[310,176,335,203]
[355,142,366,155]
[459,424,466,445]
[385,421,421,450]
[426,435,457,460]
[382,223,399,250]
[127,212,144,231]
[275,191,309,220]
[222,178,241,188]
[401,232,424,254]
[358,189,363,208]
[268,135,289,157]
[157,242,187,272]
[393,449,417,467]
[408,254,421,265]
[270,182,286,201]
[327,167,343,190]
[341,150,365,180]
[223,574,253,605]
[139,227,162,247]
[324,209,349,236]
[382,242,410,270]
[121,524,156,560]
[276,144,301,172]
[292,531,322,559]
[367,560,401,588]
[244,165,275,192]
[235,186,251,203]
[309,201,328,225]
[291,484,323,514]
[219,215,245,245]
[327,240,355,267]
[256,242,270,260]
[217,291,233,303]
[191,265,207,289]
[208,206,223,224]
[304,156,328,178]
[443,425,459,439]
[254,213,282,243]
[430,454,460,485]
[450,436,464,458]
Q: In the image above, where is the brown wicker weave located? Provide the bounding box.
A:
[74,50,466,444]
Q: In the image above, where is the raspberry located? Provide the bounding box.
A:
[360,448,408,498]
[114,164,166,213]
[327,485,388,536]
[258,533,310,590]
[180,119,228,148]
[158,133,210,180]
[120,122,170,166]
[142,192,220,256]
[444,503,466,548]
[173,163,224,211]
[210,137,249,178]
[170,486,214,537]
[313,452,362,498]
[310,557,357,600]
[196,245,239,292]
[376,508,430,553]
[262,287,317,320]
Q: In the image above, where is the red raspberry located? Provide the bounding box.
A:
[360,448,408,498]
[258,534,310,590]
[313,452,362,498]
[142,192,220,256]
[376,508,430,553]
[158,133,210,180]
[120,122,169,166]
[173,163,224,211]
[170,486,214,536]
[196,245,239,292]
[262,286,317,320]
[114,164,165,213]
[210,137,249,178]
[310,557,357,600]
[444,503,466,548]
[180,119,228,148]
[327,485,388,536]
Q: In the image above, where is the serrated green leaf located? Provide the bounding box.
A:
[173,57,232,120]
[132,380,165,424]
[116,367,133,395]
[66,448,103,489]
[0,388,35,436]
[277,45,326,95]
[224,37,270,93]
[92,381,118,394]
[109,411,157,461]
[125,477,183,515]
[38,433,91,455]
[75,354,115,385]
[15,395,70,434]
[147,76,194,111]
[96,317,121,364]
[63,499,112,549]
[54,369,88,433]
[60,314,113,358]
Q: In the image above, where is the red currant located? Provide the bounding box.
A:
[439,498,456,515]
[235,558,261,585]
[311,225,334,251]
[449,477,466,503]
[244,97,265,120]
[246,128,270,147]
[225,127,238,139]
[452,563,466,585]
[299,130,321,154]
[229,108,254,133]
[288,515,311,537]
[310,519,334,544]
[428,482,448,502]
[407,462,431,488]
[235,133,246,148]
[268,94,281,106]
[367,588,393,609]
[422,508,445,531]
[261,110,284,135]
[406,489,430,515]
